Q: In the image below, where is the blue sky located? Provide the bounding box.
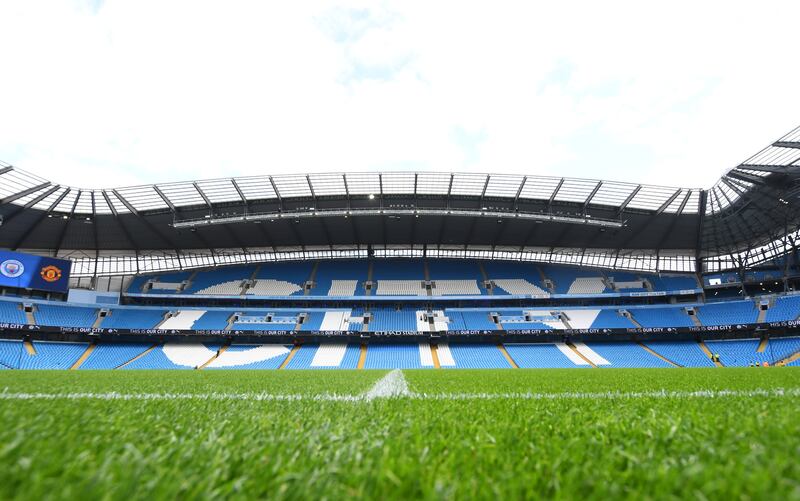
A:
[0,0,798,189]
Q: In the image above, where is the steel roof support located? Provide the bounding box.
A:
[0,185,60,226]
[547,178,564,213]
[153,185,177,213]
[616,185,642,216]
[583,181,603,215]
[654,188,682,215]
[12,188,70,250]
[695,190,707,272]
[725,170,767,186]
[1,182,51,205]
[112,190,179,249]
[773,141,800,149]
[54,191,81,256]
[269,176,284,213]
[513,177,526,212]
[0,165,13,176]
[231,178,248,216]
[193,183,213,212]
[101,190,138,251]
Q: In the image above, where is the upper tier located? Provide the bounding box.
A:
[125,259,701,299]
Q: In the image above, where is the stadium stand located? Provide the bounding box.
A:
[765,295,800,322]
[696,301,759,326]
[504,343,587,368]
[204,345,290,369]
[80,343,153,369]
[704,339,772,367]
[33,304,98,328]
[585,342,672,368]
[0,339,22,368]
[101,308,167,329]
[286,343,361,369]
[445,343,511,368]
[644,341,716,367]
[0,301,27,324]
[314,260,368,296]
[364,343,425,369]
[590,310,636,329]
[630,307,695,328]
[18,341,88,369]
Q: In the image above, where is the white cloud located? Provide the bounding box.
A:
[0,0,797,190]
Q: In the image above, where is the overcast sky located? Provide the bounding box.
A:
[0,1,798,190]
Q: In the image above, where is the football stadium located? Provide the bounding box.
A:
[0,125,798,498]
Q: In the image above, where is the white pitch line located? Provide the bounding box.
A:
[0,387,798,402]
[362,369,412,400]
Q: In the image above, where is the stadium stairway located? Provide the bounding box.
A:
[70,343,97,370]
[757,338,768,353]
[197,345,229,370]
[636,342,679,367]
[497,344,519,368]
[23,340,36,355]
[278,345,301,369]
[698,341,724,367]
[116,344,158,369]
[430,343,442,368]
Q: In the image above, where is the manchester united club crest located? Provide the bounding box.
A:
[40,265,62,283]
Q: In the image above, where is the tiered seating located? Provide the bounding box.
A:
[460,311,497,330]
[80,343,152,369]
[590,310,636,329]
[205,344,290,369]
[696,301,759,326]
[285,343,361,369]
[567,277,607,295]
[247,262,311,296]
[428,260,483,282]
[483,261,544,288]
[34,305,98,328]
[348,308,366,331]
[0,339,22,368]
[645,341,715,367]
[368,308,416,331]
[159,310,206,330]
[375,280,426,296]
[505,344,586,368]
[585,342,671,368]
[192,311,232,330]
[232,312,299,332]
[123,343,221,369]
[0,301,26,324]
[765,296,800,322]
[444,310,466,330]
[765,337,800,362]
[314,260,368,296]
[646,275,699,291]
[18,341,88,369]
[446,344,511,368]
[247,280,302,296]
[630,307,694,328]
[364,343,423,369]
[704,339,771,367]
[540,265,606,294]
[500,312,557,331]
[127,271,191,293]
[298,312,324,331]
[430,280,481,296]
[101,309,167,329]
[185,266,254,294]
[491,279,549,296]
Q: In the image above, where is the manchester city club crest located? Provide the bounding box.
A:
[0,259,25,278]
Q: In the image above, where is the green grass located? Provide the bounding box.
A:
[0,368,798,500]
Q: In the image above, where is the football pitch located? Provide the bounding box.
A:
[0,369,798,500]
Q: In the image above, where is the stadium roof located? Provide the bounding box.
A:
[0,126,798,265]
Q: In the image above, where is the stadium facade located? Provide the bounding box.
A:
[0,126,798,370]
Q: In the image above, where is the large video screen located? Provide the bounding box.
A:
[0,251,71,293]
